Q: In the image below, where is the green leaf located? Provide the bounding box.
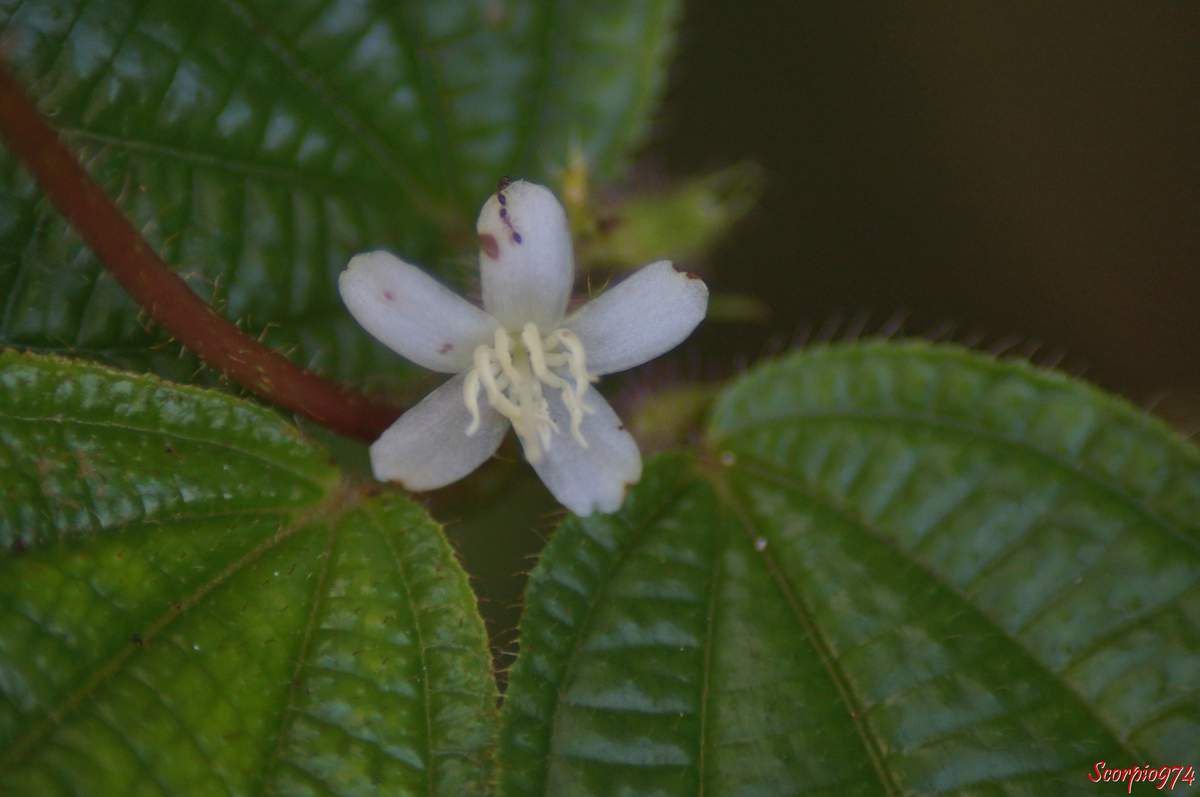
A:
[0,0,679,387]
[498,342,1200,794]
[0,352,497,795]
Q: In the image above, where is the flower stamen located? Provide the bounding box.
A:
[462,322,597,459]
[463,368,483,435]
[475,346,522,419]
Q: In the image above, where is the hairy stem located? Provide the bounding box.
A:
[0,62,401,441]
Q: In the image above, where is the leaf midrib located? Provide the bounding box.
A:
[369,503,436,797]
[0,495,343,769]
[728,451,1147,763]
[710,469,900,797]
[256,515,343,795]
[517,478,696,796]
[695,512,720,797]
[215,0,412,188]
[510,0,559,173]
[384,4,463,210]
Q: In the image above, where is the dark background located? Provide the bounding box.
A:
[456,3,1200,667]
[650,1,1198,412]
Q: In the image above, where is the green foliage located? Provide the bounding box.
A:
[0,352,497,795]
[3,2,1197,790]
[0,0,680,387]
[498,343,1200,795]
[578,163,762,271]
[4,340,1199,795]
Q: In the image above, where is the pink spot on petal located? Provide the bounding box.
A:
[479,233,500,260]
[383,290,396,301]
[438,342,454,354]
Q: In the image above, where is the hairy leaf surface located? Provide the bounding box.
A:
[0,352,497,795]
[0,0,679,387]
[499,343,1200,795]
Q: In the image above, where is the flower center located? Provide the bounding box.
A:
[463,323,596,463]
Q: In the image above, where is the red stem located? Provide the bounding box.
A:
[0,62,402,441]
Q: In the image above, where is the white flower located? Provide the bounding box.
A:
[338,180,708,515]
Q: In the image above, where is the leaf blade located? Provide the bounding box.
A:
[499,342,1200,794]
[0,0,681,387]
[0,352,497,795]
[0,349,337,549]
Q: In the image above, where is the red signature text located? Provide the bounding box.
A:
[1089,761,1196,792]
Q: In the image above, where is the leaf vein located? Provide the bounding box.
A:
[730,452,1148,762]
[714,470,900,796]
[0,409,326,490]
[258,516,342,795]
[729,410,1199,549]
[57,127,397,192]
[696,511,720,797]
[0,507,322,767]
[367,503,435,797]
[214,0,422,196]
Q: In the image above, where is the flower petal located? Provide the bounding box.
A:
[339,250,498,372]
[477,180,573,329]
[530,388,642,516]
[370,373,510,490]
[567,260,708,375]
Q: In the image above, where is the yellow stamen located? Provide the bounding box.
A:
[462,322,598,457]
